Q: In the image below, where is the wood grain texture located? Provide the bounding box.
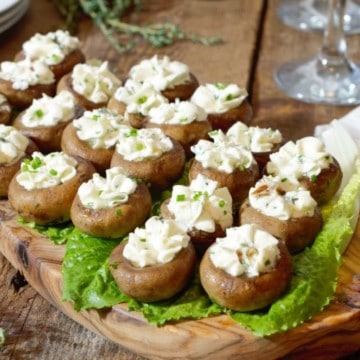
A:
[1,196,360,360]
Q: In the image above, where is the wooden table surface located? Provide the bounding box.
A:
[0,0,360,359]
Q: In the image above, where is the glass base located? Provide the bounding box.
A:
[274,57,360,105]
[277,0,360,35]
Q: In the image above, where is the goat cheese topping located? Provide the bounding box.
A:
[73,108,128,149]
[191,83,248,114]
[249,175,317,220]
[21,91,75,127]
[115,127,173,161]
[148,99,207,125]
[77,166,137,209]
[128,55,191,91]
[226,121,282,153]
[167,174,232,233]
[123,216,191,267]
[113,79,168,116]
[0,125,29,165]
[71,61,121,103]
[22,30,80,65]
[0,59,55,90]
[209,223,280,277]
[191,131,255,173]
[266,137,334,184]
[16,151,77,190]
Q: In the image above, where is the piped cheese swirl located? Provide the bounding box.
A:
[148,99,207,125]
[115,127,173,161]
[0,125,29,165]
[167,174,233,233]
[22,30,80,65]
[123,216,191,267]
[21,91,75,127]
[71,61,121,103]
[77,166,137,209]
[128,55,191,91]
[266,136,334,184]
[0,59,55,90]
[226,121,282,153]
[249,175,317,220]
[16,151,78,190]
[191,83,248,114]
[73,108,128,149]
[113,79,168,116]
[209,223,280,277]
[191,131,255,174]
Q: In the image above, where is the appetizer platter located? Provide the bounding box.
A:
[1,25,360,360]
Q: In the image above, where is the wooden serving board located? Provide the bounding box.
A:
[0,200,360,359]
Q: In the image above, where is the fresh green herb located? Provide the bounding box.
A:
[218,199,225,208]
[310,174,318,182]
[115,209,122,216]
[126,128,138,137]
[214,83,227,90]
[137,96,147,105]
[176,194,186,202]
[281,178,287,182]
[35,109,44,118]
[50,0,223,53]
[225,93,234,101]
[49,169,58,176]
[136,143,144,151]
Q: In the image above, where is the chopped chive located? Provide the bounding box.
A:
[35,109,44,118]
[310,174,318,182]
[176,194,186,202]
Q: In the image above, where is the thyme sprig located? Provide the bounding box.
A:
[51,0,223,53]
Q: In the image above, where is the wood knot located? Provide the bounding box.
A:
[17,243,29,269]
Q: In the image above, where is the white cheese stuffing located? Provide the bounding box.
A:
[0,59,55,90]
[167,174,233,233]
[266,136,334,184]
[22,30,80,66]
[128,55,191,91]
[73,108,128,150]
[21,91,75,127]
[77,166,137,209]
[191,130,255,174]
[71,61,121,103]
[148,99,207,125]
[123,216,191,267]
[114,79,168,117]
[115,127,173,161]
[0,125,29,165]
[249,175,317,220]
[16,151,78,190]
[209,223,280,277]
[226,121,282,153]
[191,83,248,114]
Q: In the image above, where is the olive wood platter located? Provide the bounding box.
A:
[0,200,360,359]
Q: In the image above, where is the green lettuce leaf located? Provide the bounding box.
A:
[17,218,74,245]
[229,163,360,336]
[61,228,130,311]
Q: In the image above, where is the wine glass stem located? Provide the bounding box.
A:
[318,0,350,68]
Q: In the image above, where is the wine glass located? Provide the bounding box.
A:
[274,0,360,105]
[277,0,360,34]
